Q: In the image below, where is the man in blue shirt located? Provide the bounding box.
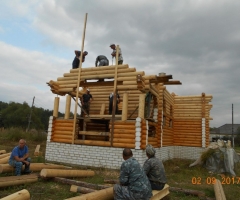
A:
[8,139,31,176]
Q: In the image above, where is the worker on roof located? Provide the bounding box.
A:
[114,148,152,200]
[95,55,109,81]
[95,55,109,67]
[72,50,88,69]
[110,44,123,65]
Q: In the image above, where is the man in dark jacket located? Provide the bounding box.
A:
[95,55,109,67]
[72,50,88,69]
[143,144,167,190]
[114,148,152,200]
[81,88,93,115]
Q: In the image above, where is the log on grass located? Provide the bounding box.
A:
[0,189,30,200]
[0,153,11,159]
[213,179,226,200]
[40,169,95,178]
[65,187,114,200]
[0,156,9,164]
[70,185,96,193]
[0,163,72,173]
[54,177,109,190]
[0,174,38,188]
[0,150,6,154]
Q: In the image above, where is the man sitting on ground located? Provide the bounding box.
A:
[143,144,167,190]
[114,148,152,200]
[8,139,31,176]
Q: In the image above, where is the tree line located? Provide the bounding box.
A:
[0,101,64,131]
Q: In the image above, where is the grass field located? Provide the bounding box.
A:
[0,128,240,199]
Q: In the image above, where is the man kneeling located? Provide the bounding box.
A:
[143,144,167,190]
[114,148,152,200]
[8,139,31,176]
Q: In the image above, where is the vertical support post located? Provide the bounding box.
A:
[201,93,206,148]
[53,97,60,118]
[110,45,119,146]
[64,95,71,119]
[138,94,145,119]
[121,92,128,121]
[72,13,88,144]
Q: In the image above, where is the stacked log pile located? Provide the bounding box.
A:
[173,93,212,147]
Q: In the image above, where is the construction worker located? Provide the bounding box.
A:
[95,55,109,67]
[95,55,109,82]
[72,50,88,69]
[81,89,93,115]
[110,44,123,65]
[109,92,120,114]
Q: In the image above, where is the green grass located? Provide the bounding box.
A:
[1,128,240,199]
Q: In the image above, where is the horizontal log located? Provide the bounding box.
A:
[79,131,109,136]
[0,150,6,154]
[40,169,95,178]
[71,64,129,72]
[113,138,135,143]
[70,185,96,193]
[0,163,71,173]
[55,119,74,123]
[52,138,72,143]
[0,156,9,164]
[0,153,11,159]
[65,187,113,200]
[53,126,74,131]
[54,177,109,190]
[52,135,74,140]
[113,134,135,139]
[0,189,30,200]
[74,140,111,147]
[52,130,73,135]
[112,143,135,148]
[0,174,38,188]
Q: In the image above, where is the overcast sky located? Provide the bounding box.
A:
[0,0,240,128]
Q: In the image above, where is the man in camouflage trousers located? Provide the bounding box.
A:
[114,148,152,200]
[143,144,167,190]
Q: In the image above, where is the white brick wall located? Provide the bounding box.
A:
[45,142,205,169]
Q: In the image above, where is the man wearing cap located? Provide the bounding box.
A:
[114,148,152,200]
[81,88,93,115]
[143,144,167,190]
[72,50,88,69]
[109,44,123,65]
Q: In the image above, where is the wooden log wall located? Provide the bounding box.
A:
[173,94,212,147]
[162,89,174,146]
[51,119,78,144]
[110,120,136,149]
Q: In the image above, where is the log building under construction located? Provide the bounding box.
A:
[45,62,213,169]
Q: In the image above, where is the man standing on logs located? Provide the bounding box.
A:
[81,89,93,115]
[72,50,88,69]
[110,44,123,65]
[114,148,152,200]
[8,139,31,176]
[143,144,167,190]
[109,92,120,114]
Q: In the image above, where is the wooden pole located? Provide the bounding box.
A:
[121,92,128,121]
[138,93,145,118]
[65,94,72,119]
[40,169,94,178]
[53,97,60,117]
[72,13,88,144]
[110,45,119,146]
[213,179,226,200]
[0,189,30,200]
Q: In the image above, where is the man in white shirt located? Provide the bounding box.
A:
[110,44,123,65]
